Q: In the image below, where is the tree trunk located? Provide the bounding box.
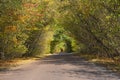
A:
[0,52,5,60]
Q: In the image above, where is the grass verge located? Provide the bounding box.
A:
[0,58,36,71]
[0,53,52,71]
[75,53,120,73]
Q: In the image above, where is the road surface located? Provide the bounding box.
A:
[0,53,120,80]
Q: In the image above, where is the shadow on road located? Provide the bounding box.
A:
[38,53,120,79]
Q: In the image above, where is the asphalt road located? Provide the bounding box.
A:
[0,53,120,80]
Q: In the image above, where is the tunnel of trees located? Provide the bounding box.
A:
[0,0,120,60]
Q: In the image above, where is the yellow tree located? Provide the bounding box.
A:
[0,0,29,59]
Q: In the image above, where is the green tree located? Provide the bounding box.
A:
[55,0,120,59]
[0,0,28,59]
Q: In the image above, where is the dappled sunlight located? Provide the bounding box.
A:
[36,54,120,80]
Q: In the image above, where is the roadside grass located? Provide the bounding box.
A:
[0,58,36,71]
[75,53,120,73]
[0,53,52,71]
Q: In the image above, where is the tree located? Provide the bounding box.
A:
[54,0,120,59]
[0,0,28,59]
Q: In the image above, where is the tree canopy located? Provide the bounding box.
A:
[0,0,120,60]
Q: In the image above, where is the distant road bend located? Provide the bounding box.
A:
[0,53,120,80]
